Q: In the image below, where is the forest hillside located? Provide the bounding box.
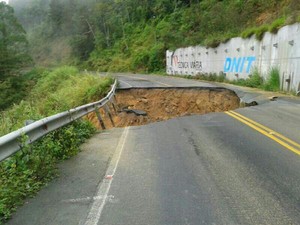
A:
[8,0,300,72]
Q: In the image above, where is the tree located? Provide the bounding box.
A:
[0,2,31,81]
[49,0,64,33]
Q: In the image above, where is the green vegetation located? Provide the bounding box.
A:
[0,68,46,110]
[0,0,296,221]
[0,66,114,222]
[0,66,114,134]
[241,17,287,40]
[7,0,300,73]
[0,2,117,221]
[0,3,32,80]
[0,2,33,111]
[241,27,257,39]
[264,67,281,91]
[255,25,269,41]
[186,67,280,92]
[0,121,95,222]
[269,17,286,34]
[242,68,264,88]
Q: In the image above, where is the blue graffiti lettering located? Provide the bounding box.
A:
[246,56,256,73]
[232,58,242,73]
[224,56,256,73]
[224,58,231,72]
[239,57,246,73]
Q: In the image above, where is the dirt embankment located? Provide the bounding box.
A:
[86,88,240,129]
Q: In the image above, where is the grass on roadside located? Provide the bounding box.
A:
[180,67,281,92]
[263,67,280,91]
[0,66,114,222]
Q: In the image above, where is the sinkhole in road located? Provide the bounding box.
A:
[87,87,240,129]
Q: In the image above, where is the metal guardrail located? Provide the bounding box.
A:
[0,80,118,162]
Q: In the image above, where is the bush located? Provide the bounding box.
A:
[83,76,114,102]
[33,66,78,97]
[132,50,150,71]
[255,25,269,41]
[182,68,282,92]
[0,66,114,134]
[148,44,166,72]
[192,73,227,83]
[204,38,221,48]
[264,67,280,91]
[207,73,218,81]
[216,73,226,82]
[0,68,47,111]
[241,21,283,41]
[32,67,114,115]
[0,120,95,222]
[241,27,257,39]
[232,78,247,86]
[245,69,264,87]
[269,17,286,34]
[194,74,207,80]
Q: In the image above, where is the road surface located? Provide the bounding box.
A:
[7,74,300,225]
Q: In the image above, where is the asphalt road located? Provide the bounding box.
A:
[7,74,300,225]
[115,73,218,89]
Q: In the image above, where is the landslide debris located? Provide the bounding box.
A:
[87,88,240,129]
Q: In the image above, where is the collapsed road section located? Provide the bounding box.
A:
[87,87,240,128]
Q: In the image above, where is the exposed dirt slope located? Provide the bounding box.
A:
[87,88,240,129]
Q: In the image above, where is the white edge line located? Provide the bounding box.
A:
[83,127,130,225]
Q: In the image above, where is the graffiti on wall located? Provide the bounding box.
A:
[169,54,255,75]
[167,23,300,92]
[172,55,202,71]
[224,56,256,73]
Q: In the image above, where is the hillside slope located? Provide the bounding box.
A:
[10,0,300,72]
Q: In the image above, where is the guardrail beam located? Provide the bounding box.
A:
[0,80,117,162]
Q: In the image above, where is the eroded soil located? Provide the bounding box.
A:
[86,88,240,129]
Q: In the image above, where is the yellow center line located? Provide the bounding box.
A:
[225,111,300,156]
[229,111,300,149]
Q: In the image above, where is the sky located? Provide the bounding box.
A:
[1,0,9,3]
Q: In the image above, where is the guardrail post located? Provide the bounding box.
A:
[113,95,118,106]
[110,98,118,114]
[111,102,117,114]
[104,105,115,127]
[94,107,106,130]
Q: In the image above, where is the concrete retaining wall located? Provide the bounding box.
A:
[166,23,300,93]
